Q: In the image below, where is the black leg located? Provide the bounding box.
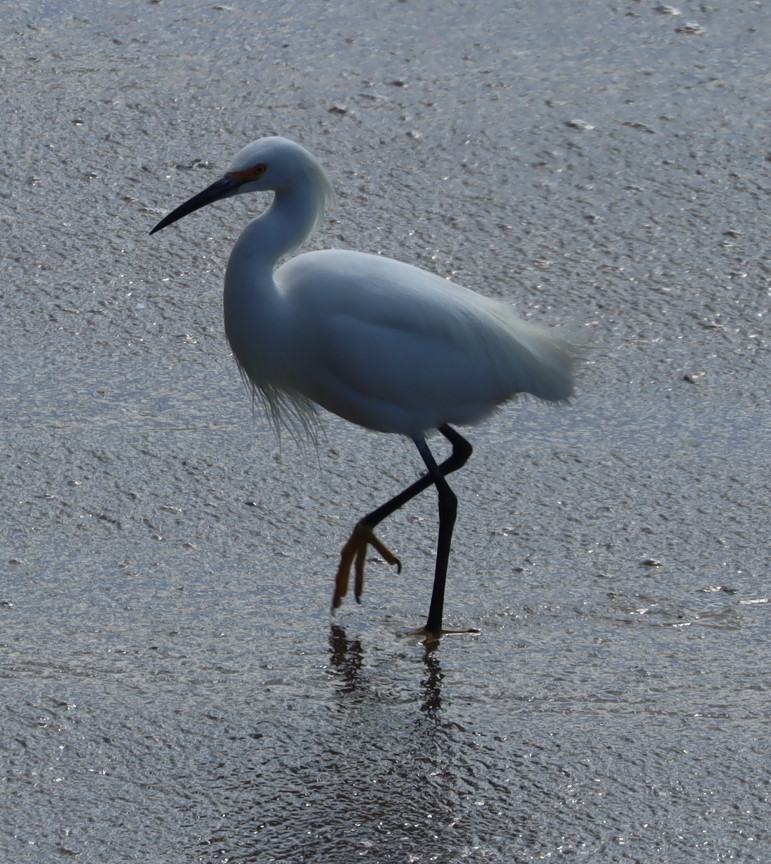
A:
[332,425,472,609]
[360,424,471,531]
[414,435,458,638]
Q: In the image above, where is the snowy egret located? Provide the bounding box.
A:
[151,136,578,639]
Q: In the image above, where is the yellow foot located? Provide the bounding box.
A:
[332,523,401,609]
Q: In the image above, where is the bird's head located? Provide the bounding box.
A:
[150,136,333,235]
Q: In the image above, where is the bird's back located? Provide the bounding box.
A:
[273,249,578,437]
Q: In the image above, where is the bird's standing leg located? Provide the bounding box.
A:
[332,425,472,610]
[413,436,457,639]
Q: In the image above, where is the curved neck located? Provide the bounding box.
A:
[233,182,322,273]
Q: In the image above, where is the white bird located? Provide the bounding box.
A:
[151,136,578,641]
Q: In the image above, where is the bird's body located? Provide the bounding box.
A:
[228,247,574,437]
[152,136,579,640]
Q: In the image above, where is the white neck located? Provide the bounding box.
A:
[230,182,323,275]
[223,180,325,394]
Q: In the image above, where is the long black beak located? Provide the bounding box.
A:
[150,174,240,235]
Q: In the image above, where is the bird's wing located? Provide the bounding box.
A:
[276,250,576,434]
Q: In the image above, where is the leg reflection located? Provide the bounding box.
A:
[420,647,443,717]
[328,624,446,716]
[328,624,364,693]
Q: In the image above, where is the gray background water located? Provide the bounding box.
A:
[2,1,769,861]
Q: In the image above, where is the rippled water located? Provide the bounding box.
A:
[2,1,769,861]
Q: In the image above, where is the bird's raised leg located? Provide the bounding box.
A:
[332,425,472,610]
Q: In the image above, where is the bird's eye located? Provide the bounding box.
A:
[230,164,267,183]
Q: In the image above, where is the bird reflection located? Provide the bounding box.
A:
[327,624,444,715]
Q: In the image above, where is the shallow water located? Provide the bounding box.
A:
[2,1,769,862]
